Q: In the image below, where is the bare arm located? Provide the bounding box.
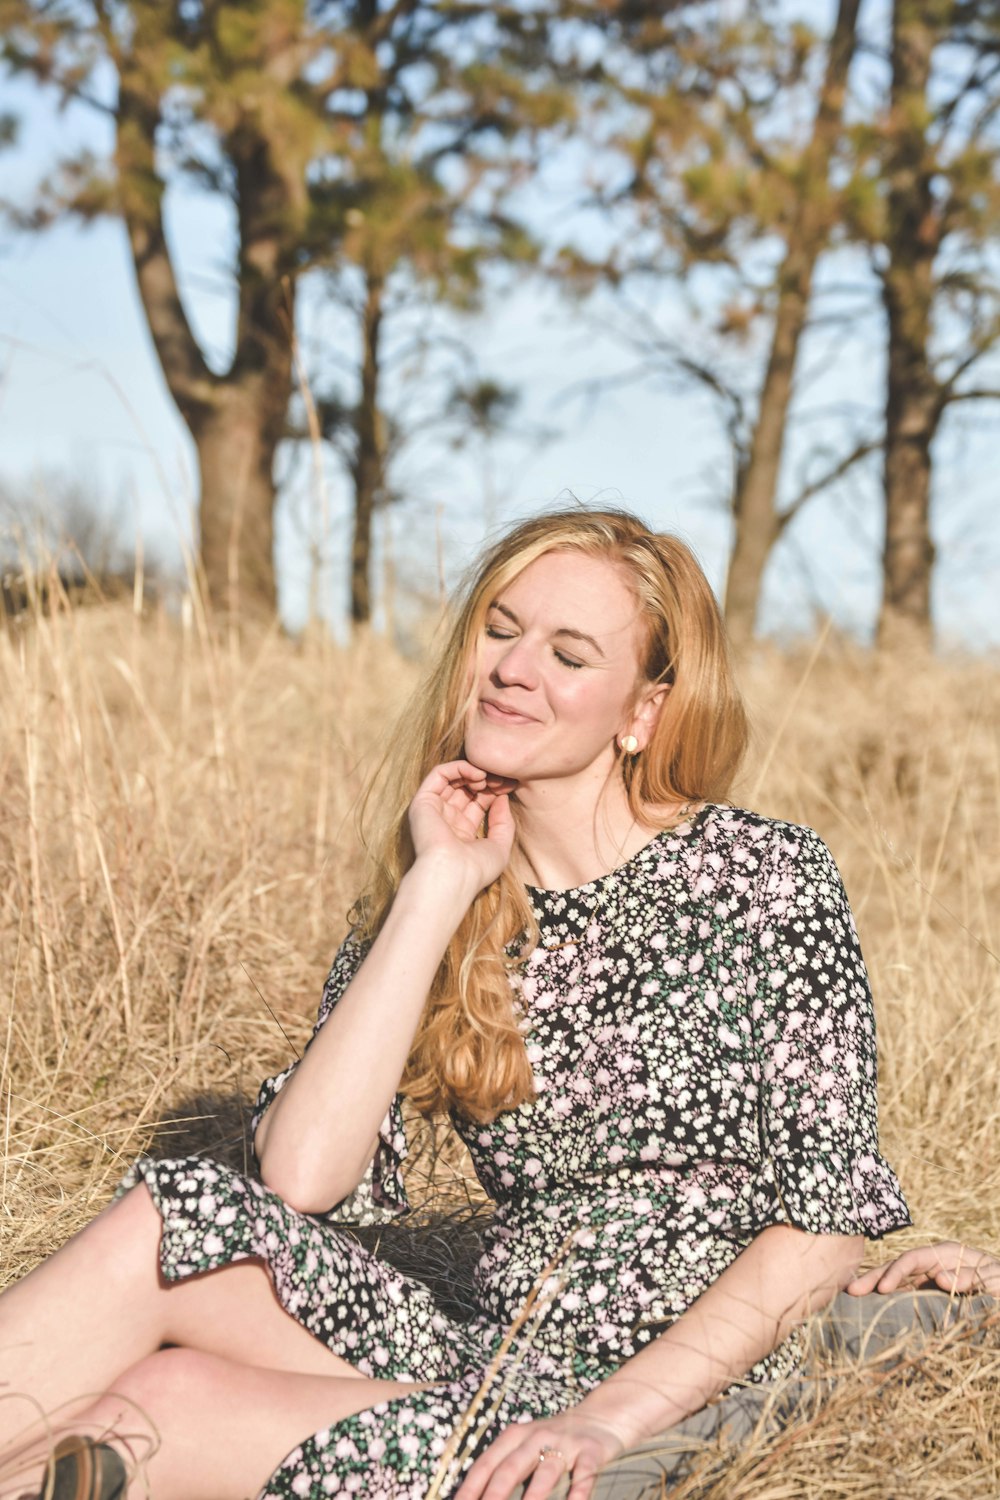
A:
[575,1224,861,1440]
[457,1224,863,1500]
[254,762,516,1214]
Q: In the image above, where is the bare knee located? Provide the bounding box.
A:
[103,1181,162,1252]
[103,1347,219,1420]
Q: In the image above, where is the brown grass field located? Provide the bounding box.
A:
[1,584,998,1496]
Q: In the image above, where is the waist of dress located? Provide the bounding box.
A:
[488,1158,757,1222]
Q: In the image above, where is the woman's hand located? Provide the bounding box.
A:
[455,1412,628,1500]
[846,1241,1000,1296]
[408,760,518,894]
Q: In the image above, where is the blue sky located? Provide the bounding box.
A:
[1,54,998,648]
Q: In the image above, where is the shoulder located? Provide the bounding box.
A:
[679,805,848,909]
[689,803,833,866]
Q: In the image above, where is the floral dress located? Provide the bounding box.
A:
[125,805,911,1499]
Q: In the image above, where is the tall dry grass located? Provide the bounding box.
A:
[1,582,998,1495]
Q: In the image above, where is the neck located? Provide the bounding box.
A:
[511,769,653,891]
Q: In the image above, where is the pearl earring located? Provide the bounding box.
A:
[619,734,639,754]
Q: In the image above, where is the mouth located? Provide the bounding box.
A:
[479,697,538,726]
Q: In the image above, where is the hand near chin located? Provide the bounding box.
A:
[408,760,518,893]
[846,1240,1000,1296]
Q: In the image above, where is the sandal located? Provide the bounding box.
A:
[34,1436,127,1500]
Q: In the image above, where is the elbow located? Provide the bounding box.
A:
[257,1161,342,1217]
[258,1168,334,1217]
[255,1136,372,1218]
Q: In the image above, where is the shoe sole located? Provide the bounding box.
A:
[47,1437,126,1500]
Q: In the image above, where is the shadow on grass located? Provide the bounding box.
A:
[145,1087,490,1323]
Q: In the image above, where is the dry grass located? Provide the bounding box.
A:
[1,583,998,1495]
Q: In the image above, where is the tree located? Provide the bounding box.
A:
[1,1,562,620]
[553,0,875,646]
[567,0,1000,646]
[722,0,862,647]
[866,0,1000,646]
[305,187,534,625]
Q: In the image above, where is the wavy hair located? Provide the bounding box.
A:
[352,508,748,1122]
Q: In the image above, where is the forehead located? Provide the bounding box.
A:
[494,550,642,650]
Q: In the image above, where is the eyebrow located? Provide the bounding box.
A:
[489,601,607,659]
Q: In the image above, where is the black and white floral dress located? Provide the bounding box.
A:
[125,805,911,1499]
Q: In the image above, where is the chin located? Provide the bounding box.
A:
[463,730,528,782]
[465,746,524,781]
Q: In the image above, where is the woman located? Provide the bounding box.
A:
[1,509,996,1500]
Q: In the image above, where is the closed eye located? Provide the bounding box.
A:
[486,621,587,668]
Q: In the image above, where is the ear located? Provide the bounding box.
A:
[621,682,670,752]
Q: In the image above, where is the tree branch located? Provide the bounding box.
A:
[940,385,1000,408]
[2,42,116,117]
[115,72,218,426]
[776,437,880,535]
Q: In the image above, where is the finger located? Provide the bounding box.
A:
[565,1452,601,1500]
[930,1263,979,1294]
[455,1429,531,1500]
[567,1471,596,1500]
[874,1262,907,1293]
[845,1266,887,1296]
[933,1267,971,1293]
[483,773,519,793]
[485,792,514,841]
[526,1438,606,1500]
[419,760,495,794]
[488,1434,576,1500]
[850,1258,923,1295]
[520,1452,571,1500]
[472,1452,545,1500]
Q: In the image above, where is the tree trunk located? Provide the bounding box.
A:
[723,0,861,648]
[195,393,280,618]
[116,71,299,620]
[877,0,943,649]
[350,271,386,626]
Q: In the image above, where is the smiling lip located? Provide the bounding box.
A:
[480,698,538,726]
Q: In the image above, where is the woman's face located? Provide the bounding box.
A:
[463,549,658,787]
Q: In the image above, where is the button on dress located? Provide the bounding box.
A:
[124,805,911,1498]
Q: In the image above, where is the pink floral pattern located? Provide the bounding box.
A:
[128,805,909,1498]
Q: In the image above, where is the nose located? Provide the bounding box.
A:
[491,635,539,689]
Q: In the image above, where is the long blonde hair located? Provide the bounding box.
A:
[352,508,748,1122]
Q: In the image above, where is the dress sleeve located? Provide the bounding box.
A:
[250,930,410,1223]
[737,824,911,1241]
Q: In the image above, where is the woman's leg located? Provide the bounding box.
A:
[3,1348,437,1500]
[0,1185,364,1449]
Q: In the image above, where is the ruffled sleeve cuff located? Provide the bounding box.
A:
[728,1148,912,1241]
[250,1065,410,1225]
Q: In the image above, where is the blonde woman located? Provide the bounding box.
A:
[1,510,995,1500]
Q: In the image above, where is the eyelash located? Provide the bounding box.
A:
[485,624,585,670]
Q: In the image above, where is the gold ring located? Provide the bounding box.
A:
[538,1445,567,1467]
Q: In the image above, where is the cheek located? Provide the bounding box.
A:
[557,676,627,729]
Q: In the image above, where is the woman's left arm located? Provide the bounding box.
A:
[457,1222,863,1500]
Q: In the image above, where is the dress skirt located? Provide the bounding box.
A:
[123,1156,575,1500]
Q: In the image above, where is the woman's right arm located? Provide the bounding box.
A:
[254,761,516,1214]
